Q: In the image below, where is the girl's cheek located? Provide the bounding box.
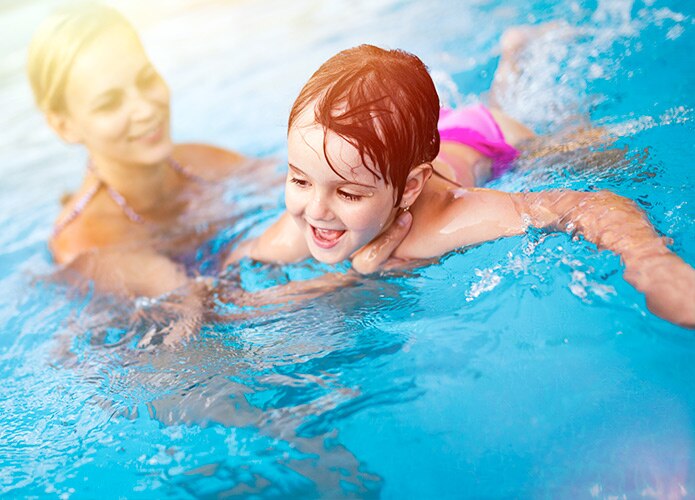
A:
[344,205,387,231]
[284,190,304,216]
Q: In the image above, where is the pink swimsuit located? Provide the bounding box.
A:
[438,104,519,178]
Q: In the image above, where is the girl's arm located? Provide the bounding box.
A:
[228,212,309,264]
[406,188,695,327]
[521,190,695,327]
[225,211,415,274]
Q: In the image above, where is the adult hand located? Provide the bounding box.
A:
[351,211,412,274]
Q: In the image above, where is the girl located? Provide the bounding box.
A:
[227,44,695,328]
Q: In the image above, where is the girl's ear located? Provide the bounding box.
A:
[46,111,83,144]
[400,162,433,209]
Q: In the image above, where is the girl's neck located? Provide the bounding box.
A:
[89,155,170,213]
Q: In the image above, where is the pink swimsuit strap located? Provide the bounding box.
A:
[168,157,208,184]
[438,104,519,178]
[52,181,101,238]
[52,157,201,238]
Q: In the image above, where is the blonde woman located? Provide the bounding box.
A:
[28,4,404,343]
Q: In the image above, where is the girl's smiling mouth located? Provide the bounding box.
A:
[310,225,346,249]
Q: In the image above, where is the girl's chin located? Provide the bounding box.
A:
[309,248,349,264]
[308,240,356,264]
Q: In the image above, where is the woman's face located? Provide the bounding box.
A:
[285,108,399,264]
[60,25,172,166]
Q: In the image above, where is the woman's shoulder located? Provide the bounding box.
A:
[50,216,115,265]
[51,185,143,264]
[173,143,248,181]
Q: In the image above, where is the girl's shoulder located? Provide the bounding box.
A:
[392,184,457,259]
[224,211,310,267]
[394,187,520,260]
[173,143,248,181]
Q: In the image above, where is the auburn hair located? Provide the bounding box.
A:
[288,44,440,205]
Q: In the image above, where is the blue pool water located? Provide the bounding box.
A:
[1,0,693,497]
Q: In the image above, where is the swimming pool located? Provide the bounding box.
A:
[1,0,693,497]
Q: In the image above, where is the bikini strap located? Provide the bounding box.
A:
[53,157,200,237]
[103,184,145,224]
[86,162,144,224]
[168,157,208,184]
[52,181,101,237]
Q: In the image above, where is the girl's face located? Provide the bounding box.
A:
[58,25,172,167]
[286,110,399,264]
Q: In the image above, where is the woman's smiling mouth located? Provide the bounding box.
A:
[130,121,165,143]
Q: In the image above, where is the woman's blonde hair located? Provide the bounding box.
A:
[27,3,137,113]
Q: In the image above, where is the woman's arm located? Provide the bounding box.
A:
[407,188,694,327]
[224,211,414,274]
[56,248,207,346]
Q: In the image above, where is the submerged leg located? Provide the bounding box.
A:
[490,22,564,106]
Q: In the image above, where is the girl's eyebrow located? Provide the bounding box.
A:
[288,163,377,189]
[287,163,305,174]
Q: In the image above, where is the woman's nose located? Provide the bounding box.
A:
[305,191,333,222]
[130,91,157,121]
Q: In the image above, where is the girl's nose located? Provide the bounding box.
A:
[305,191,333,222]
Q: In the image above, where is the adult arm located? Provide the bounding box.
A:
[55,248,207,346]
[351,211,413,273]
[213,211,413,321]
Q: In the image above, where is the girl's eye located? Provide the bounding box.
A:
[290,177,309,188]
[338,190,362,202]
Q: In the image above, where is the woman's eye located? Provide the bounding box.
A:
[338,190,362,201]
[290,177,309,187]
[95,95,122,112]
[138,69,160,88]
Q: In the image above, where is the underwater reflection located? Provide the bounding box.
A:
[47,274,415,496]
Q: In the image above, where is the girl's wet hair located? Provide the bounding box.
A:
[288,44,441,205]
[27,3,138,113]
